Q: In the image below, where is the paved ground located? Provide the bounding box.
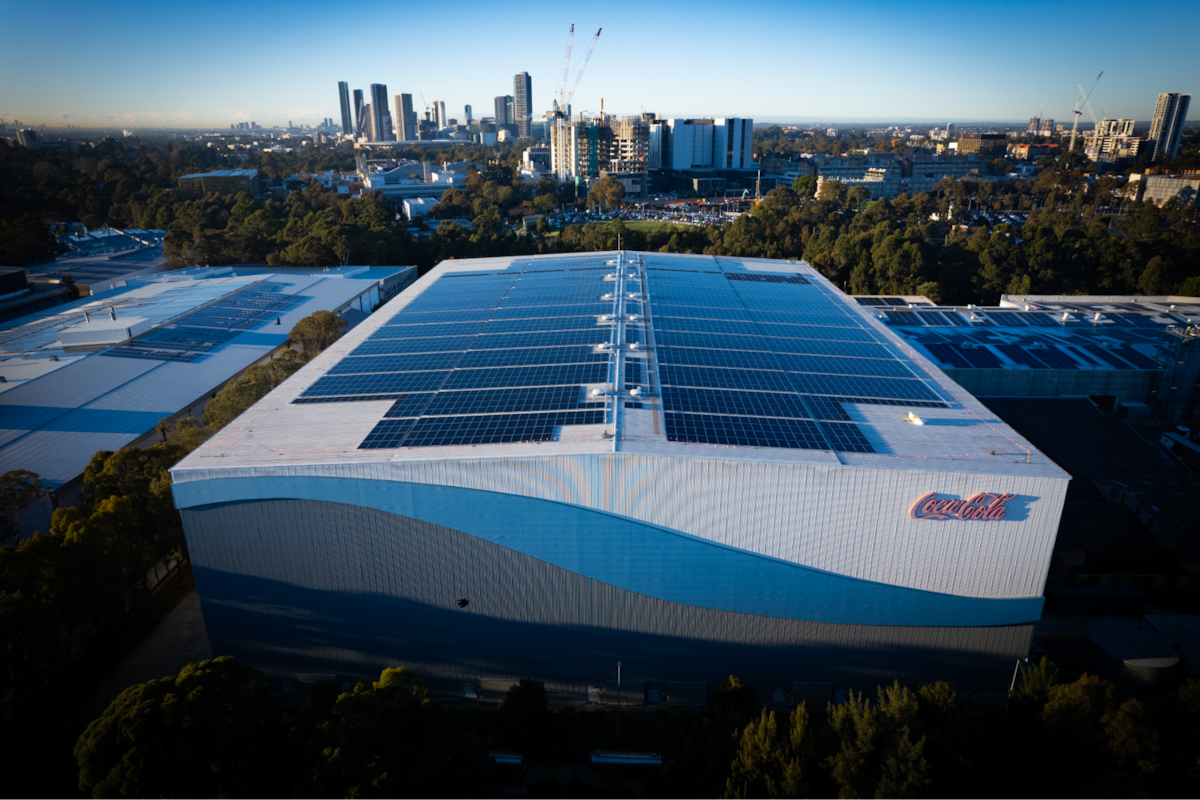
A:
[80,589,212,725]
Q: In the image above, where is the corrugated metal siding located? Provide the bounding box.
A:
[184,499,1034,700]
[174,454,1067,599]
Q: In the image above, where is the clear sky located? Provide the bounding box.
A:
[2,0,1197,128]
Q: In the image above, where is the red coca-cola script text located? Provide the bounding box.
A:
[909,493,1016,521]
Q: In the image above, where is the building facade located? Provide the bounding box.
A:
[369,84,393,142]
[394,94,416,142]
[338,82,353,135]
[514,72,532,138]
[171,252,1068,701]
[177,169,263,199]
[1149,93,1191,161]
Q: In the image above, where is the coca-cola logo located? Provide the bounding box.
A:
[910,492,1016,521]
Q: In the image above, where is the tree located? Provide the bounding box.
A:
[586,176,626,211]
[0,470,47,544]
[724,703,815,799]
[847,185,871,208]
[296,666,488,797]
[289,310,345,354]
[499,678,550,752]
[202,349,308,430]
[826,683,931,799]
[816,179,845,204]
[792,175,817,197]
[75,657,279,799]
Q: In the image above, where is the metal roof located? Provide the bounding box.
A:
[0,269,411,488]
[171,253,1066,480]
[864,295,1195,373]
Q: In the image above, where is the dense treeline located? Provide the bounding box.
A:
[71,656,1200,798]
[0,312,344,796]
[3,133,1198,304]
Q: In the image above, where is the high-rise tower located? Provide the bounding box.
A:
[494,95,512,127]
[369,84,393,141]
[1149,93,1191,161]
[353,89,364,137]
[514,72,532,138]
[464,105,473,125]
[338,82,352,135]
[394,94,416,141]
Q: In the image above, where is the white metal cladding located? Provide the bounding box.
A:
[184,498,1035,696]
[173,453,1066,600]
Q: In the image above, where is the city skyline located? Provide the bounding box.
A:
[1,0,1197,128]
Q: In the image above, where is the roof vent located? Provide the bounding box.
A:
[1093,312,1103,321]
[591,388,605,396]
[630,387,641,397]
[907,411,925,425]
[629,314,641,321]
[1061,312,1071,322]
[600,315,611,321]
[602,293,613,299]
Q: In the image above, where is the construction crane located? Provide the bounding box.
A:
[564,28,602,110]
[1068,72,1103,152]
[556,24,575,110]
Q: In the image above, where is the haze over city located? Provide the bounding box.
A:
[2,0,1198,128]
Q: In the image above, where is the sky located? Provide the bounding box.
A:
[2,0,1198,129]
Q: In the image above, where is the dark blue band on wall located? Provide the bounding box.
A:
[173,476,1043,627]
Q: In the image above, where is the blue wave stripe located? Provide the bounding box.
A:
[173,476,1043,627]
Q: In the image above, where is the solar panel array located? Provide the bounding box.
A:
[300,260,616,449]
[644,264,944,452]
[105,282,305,362]
[310,257,956,453]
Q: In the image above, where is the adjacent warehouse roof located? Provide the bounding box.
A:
[172,252,1063,480]
[858,294,1199,373]
[0,265,415,489]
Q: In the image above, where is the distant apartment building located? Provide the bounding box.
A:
[656,118,754,170]
[1084,119,1142,164]
[464,105,472,125]
[338,82,353,135]
[514,72,532,138]
[16,129,40,150]
[369,84,393,142]
[177,169,263,199]
[1010,143,1060,160]
[1149,93,1191,161]
[394,94,416,142]
[493,95,511,127]
[813,154,989,200]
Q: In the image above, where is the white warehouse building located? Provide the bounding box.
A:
[170,252,1068,703]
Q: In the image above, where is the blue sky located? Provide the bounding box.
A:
[1,0,1197,128]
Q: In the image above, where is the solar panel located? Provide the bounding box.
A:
[302,371,451,397]
[785,373,942,402]
[471,330,606,349]
[350,336,476,356]
[327,352,464,375]
[422,386,596,416]
[724,273,810,285]
[661,387,810,418]
[774,353,915,379]
[656,346,783,370]
[441,362,609,390]
[483,317,607,334]
[364,410,606,448]
[664,413,826,449]
[658,364,793,392]
[457,346,607,369]
[369,322,484,339]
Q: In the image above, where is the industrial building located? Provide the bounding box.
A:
[171,252,1069,702]
[0,264,417,537]
[861,293,1200,421]
[177,169,263,200]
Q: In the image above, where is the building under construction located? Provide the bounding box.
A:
[550,112,653,199]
